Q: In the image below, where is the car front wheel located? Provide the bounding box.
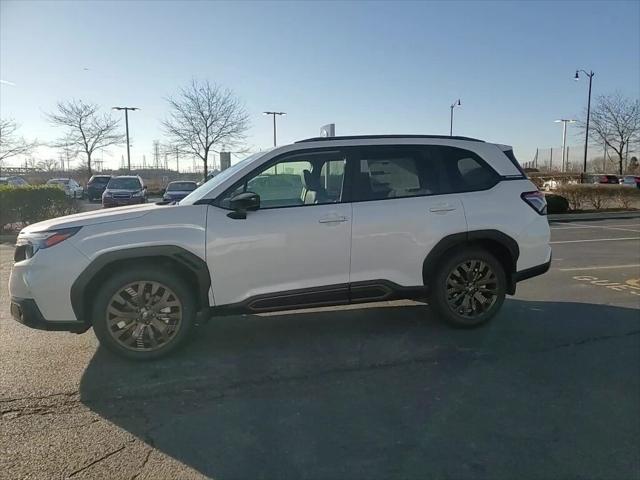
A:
[429,248,506,328]
[92,267,196,360]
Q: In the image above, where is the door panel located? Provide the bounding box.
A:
[206,204,351,306]
[350,195,467,286]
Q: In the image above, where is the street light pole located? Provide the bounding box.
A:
[449,99,461,136]
[263,111,286,147]
[574,70,594,173]
[555,119,576,172]
[112,106,139,171]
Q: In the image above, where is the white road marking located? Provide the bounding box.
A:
[559,264,640,272]
[551,222,640,233]
[550,237,640,244]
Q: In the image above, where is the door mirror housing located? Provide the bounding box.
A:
[227,192,260,219]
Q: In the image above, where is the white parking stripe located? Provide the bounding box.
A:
[559,264,640,271]
[550,237,640,244]
[551,222,640,233]
[551,223,640,230]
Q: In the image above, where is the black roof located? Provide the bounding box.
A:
[295,134,485,144]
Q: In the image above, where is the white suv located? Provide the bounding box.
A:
[9,135,551,360]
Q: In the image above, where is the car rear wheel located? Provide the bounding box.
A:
[92,267,196,360]
[428,248,506,328]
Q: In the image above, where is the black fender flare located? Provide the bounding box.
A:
[422,230,520,292]
[70,245,211,323]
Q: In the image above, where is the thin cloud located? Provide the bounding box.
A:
[0,79,16,86]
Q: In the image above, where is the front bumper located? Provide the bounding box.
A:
[10,297,89,333]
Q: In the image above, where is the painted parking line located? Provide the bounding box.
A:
[550,237,640,244]
[551,222,640,233]
[551,223,640,229]
[559,264,640,272]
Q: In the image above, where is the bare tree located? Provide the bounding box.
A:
[0,118,38,167]
[46,100,124,175]
[577,93,640,175]
[162,79,250,179]
[36,158,59,172]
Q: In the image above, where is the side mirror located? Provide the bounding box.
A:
[227,192,260,219]
[143,185,148,190]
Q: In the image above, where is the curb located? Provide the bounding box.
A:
[548,211,640,222]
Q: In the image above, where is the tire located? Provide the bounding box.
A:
[91,266,197,360]
[428,248,506,328]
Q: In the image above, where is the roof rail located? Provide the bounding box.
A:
[295,134,485,144]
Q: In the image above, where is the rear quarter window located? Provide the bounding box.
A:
[436,146,500,193]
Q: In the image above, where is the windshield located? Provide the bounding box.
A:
[180,152,267,204]
[167,182,197,191]
[89,176,110,185]
[107,178,142,190]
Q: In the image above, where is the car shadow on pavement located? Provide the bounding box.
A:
[79,299,640,480]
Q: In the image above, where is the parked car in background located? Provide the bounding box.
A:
[102,175,147,207]
[0,176,29,187]
[162,181,198,202]
[10,134,551,360]
[46,178,84,198]
[542,179,559,191]
[620,175,640,188]
[87,175,112,201]
[584,173,619,184]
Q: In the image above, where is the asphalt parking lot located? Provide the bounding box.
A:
[1,216,639,480]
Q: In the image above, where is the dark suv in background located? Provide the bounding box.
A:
[162,180,198,202]
[102,175,147,208]
[87,175,111,201]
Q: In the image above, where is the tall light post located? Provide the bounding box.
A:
[574,70,594,173]
[263,111,286,147]
[554,119,576,172]
[449,99,461,136]
[112,106,139,171]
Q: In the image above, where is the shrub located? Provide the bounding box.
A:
[545,194,569,214]
[0,186,80,232]
[556,184,640,211]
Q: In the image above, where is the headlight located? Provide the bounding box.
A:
[16,227,82,259]
[103,191,113,197]
[132,190,144,197]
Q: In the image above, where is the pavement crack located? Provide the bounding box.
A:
[68,445,126,478]
[536,329,640,352]
[130,448,153,480]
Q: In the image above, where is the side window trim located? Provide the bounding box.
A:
[213,147,351,210]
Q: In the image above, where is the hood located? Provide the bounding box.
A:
[20,202,163,234]
[105,188,142,194]
[164,190,192,196]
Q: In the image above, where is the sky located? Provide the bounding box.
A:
[1,0,639,170]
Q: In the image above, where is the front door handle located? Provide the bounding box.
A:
[318,215,348,224]
[429,204,457,213]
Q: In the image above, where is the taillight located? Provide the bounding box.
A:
[521,191,547,215]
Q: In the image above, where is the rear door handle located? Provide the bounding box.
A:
[318,215,348,224]
[429,204,456,213]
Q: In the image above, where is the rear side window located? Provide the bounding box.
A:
[353,146,445,201]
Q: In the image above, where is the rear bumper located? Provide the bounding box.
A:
[10,297,89,333]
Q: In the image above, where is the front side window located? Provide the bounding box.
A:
[221,150,346,209]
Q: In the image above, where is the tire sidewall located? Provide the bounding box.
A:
[431,248,506,328]
[92,266,197,360]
